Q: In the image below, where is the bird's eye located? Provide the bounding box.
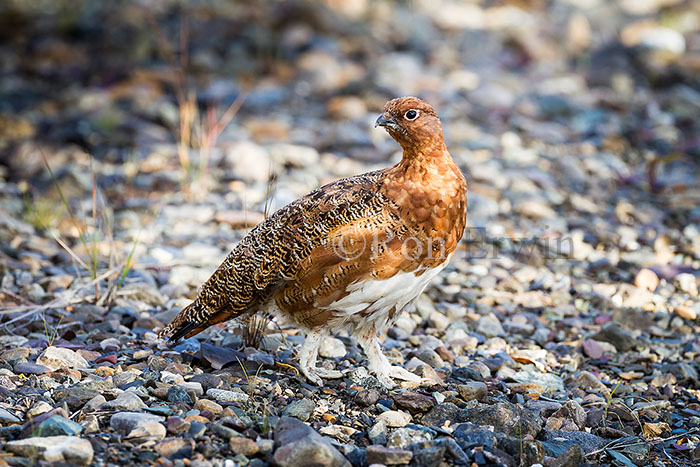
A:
[404,109,419,121]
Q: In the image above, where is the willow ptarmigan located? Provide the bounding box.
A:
[159,96,467,388]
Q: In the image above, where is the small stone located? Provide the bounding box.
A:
[0,407,21,424]
[81,414,99,434]
[462,402,542,438]
[5,436,93,465]
[354,389,380,407]
[368,419,387,445]
[635,268,659,292]
[178,381,204,396]
[273,416,350,467]
[282,398,316,422]
[366,445,413,465]
[190,373,222,391]
[230,437,259,456]
[387,427,432,449]
[84,395,107,412]
[36,346,89,371]
[154,437,195,459]
[677,273,698,296]
[206,388,249,403]
[26,401,53,419]
[110,412,166,440]
[101,391,147,411]
[167,385,193,404]
[167,417,190,435]
[591,323,636,352]
[550,445,582,467]
[376,410,411,428]
[457,382,488,401]
[319,336,346,358]
[476,315,505,337]
[14,362,52,374]
[673,305,697,320]
[453,422,495,450]
[573,371,609,394]
[393,391,435,413]
[194,399,223,414]
[582,339,604,359]
[35,415,83,436]
[547,401,586,431]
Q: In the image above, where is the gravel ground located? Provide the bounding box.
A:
[1,1,700,466]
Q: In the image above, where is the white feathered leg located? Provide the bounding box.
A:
[356,325,420,388]
[298,328,343,385]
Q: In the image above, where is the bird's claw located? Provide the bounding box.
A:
[375,365,421,388]
[300,366,344,386]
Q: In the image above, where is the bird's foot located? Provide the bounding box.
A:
[374,365,421,388]
[300,366,344,386]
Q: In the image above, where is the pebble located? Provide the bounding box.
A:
[194,399,223,414]
[376,410,411,428]
[457,382,488,401]
[366,445,413,465]
[101,391,147,411]
[5,436,94,465]
[36,346,89,370]
[282,398,316,422]
[35,415,83,436]
[273,417,350,467]
[110,412,166,440]
[318,336,347,358]
[206,388,249,403]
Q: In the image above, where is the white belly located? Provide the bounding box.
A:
[321,261,448,330]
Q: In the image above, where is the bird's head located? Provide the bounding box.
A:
[375,96,445,153]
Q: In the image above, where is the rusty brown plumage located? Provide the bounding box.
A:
[158,96,467,387]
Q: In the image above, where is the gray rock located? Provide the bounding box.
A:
[36,346,89,370]
[550,445,582,467]
[222,141,271,182]
[273,416,350,467]
[206,388,249,403]
[53,386,100,404]
[495,434,545,466]
[282,398,316,422]
[476,315,505,338]
[318,336,346,358]
[5,435,93,464]
[540,430,606,456]
[549,400,586,429]
[368,419,387,445]
[101,392,147,411]
[366,445,413,465]
[457,382,488,401]
[35,415,83,437]
[406,440,447,467]
[167,385,193,404]
[387,427,432,449]
[453,422,495,450]
[110,412,165,440]
[592,323,636,352]
[461,402,542,438]
[13,362,52,374]
[0,407,21,424]
[422,403,464,427]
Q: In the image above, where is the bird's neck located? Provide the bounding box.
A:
[395,141,455,175]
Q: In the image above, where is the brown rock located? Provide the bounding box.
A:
[229,437,259,456]
[393,391,436,413]
[154,438,194,459]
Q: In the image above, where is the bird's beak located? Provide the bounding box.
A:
[375,113,395,128]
